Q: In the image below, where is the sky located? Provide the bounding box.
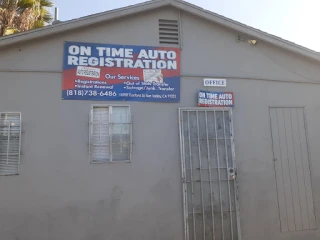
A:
[50,0,320,52]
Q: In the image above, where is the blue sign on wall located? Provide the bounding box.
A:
[62,42,181,102]
[198,90,234,107]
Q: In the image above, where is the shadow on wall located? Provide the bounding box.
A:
[1,184,179,240]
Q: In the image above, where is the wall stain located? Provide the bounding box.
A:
[0,183,182,240]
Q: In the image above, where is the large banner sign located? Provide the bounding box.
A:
[198,90,234,107]
[62,42,180,102]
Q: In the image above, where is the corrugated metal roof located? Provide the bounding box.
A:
[0,0,319,62]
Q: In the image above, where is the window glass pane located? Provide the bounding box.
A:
[91,144,109,162]
[111,106,129,134]
[91,107,110,162]
[112,126,130,161]
[111,106,130,161]
[90,106,131,163]
[92,107,109,143]
[0,113,20,175]
[112,106,129,121]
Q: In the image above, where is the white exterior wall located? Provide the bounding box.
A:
[0,6,320,240]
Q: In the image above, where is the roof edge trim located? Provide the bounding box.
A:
[0,0,319,62]
[170,0,320,62]
[0,0,169,47]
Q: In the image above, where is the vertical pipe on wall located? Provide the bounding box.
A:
[54,7,59,21]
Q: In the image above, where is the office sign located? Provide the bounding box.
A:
[198,90,234,107]
[203,78,226,87]
[62,42,180,102]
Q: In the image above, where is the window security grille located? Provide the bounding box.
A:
[90,106,132,163]
[0,112,21,175]
[159,19,180,45]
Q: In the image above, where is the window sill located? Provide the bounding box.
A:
[90,160,131,164]
[0,173,19,176]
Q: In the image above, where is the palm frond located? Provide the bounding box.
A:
[40,0,53,8]
[0,0,19,9]
[17,0,34,12]
[3,26,19,35]
[33,19,43,28]
[0,0,54,36]
[40,12,52,23]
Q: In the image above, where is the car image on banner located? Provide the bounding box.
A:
[62,42,181,102]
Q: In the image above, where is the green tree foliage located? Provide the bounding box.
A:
[0,0,53,36]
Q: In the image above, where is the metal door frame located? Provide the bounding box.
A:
[179,107,241,240]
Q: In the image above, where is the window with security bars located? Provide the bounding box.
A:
[90,105,132,163]
[0,112,21,175]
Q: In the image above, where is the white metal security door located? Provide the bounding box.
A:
[179,108,241,240]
